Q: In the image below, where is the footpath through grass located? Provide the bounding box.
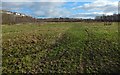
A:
[2,22,120,73]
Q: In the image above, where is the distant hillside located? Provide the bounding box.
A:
[1,10,38,24]
[1,10,83,25]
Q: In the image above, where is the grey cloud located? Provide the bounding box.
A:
[2,2,71,18]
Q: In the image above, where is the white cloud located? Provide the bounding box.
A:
[1,0,105,2]
[2,0,119,2]
[69,11,114,19]
[73,0,118,13]
[71,0,119,18]
[1,0,119,18]
[31,2,71,17]
[2,2,71,18]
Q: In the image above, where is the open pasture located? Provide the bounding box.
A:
[2,22,119,73]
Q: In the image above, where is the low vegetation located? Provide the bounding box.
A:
[2,22,119,73]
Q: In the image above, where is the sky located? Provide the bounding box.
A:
[1,0,119,19]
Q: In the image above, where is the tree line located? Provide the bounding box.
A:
[95,14,120,22]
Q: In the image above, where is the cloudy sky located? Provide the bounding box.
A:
[1,0,119,19]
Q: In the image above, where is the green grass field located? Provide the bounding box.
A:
[2,22,120,73]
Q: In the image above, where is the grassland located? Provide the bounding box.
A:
[2,22,120,73]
